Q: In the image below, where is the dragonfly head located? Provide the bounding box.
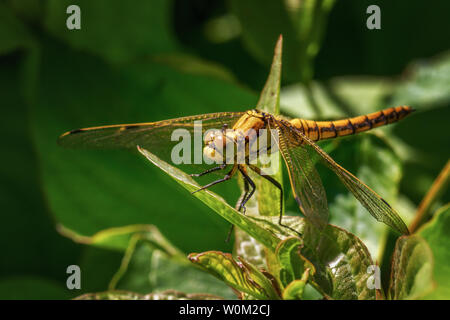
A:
[203,129,238,163]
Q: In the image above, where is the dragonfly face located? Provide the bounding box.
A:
[202,116,273,166]
[202,128,243,164]
[58,106,414,235]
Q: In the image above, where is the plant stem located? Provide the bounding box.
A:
[409,160,450,233]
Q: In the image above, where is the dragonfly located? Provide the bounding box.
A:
[58,106,414,234]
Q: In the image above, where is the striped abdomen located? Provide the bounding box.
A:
[289,106,414,142]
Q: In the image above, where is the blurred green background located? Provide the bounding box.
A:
[0,0,449,299]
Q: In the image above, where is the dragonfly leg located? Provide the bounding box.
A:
[235,173,250,214]
[226,169,252,242]
[191,165,237,194]
[237,165,256,213]
[248,164,282,213]
[190,164,227,177]
[248,164,301,236]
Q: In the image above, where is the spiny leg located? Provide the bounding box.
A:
[235,172,250,214]
[226,169,251,242]
[248,164,301,236]
[237,165,256,213]
[190,164,227,177]
[248,164,282,213]
[191,164,237,194]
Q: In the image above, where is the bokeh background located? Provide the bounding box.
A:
[1,0,449,299]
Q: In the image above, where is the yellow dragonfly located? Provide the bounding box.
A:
[58,106,413,234]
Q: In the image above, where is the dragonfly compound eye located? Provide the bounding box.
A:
[203,129,222,144]
[203,145,225,163]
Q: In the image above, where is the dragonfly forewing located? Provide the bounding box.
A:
[58,111,245,175]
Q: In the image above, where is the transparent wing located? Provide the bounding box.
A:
[58,112,245,149]
[269,119,329,230]
[58,111,245,174]
[280,119,409,235]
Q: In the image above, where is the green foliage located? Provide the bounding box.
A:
[138,138,379,299]
[31,38,255,254]
[229,0,335,82]
[0,276,72,300]
[388,235,434,299]
[45,0,177,63]
[0,0,448,300]
[75,290,223,300]
[130,37,447,299]
[138,147,286,252]
[418,205,450,299]
[189,251,281,300]
[275,237,315,287]
[0,2,35,54]
[252,36,283,217]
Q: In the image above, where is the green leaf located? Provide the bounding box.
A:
[418,204,450,299]
[76,245,124,293]
[393,105,450,204]
[75,290,145,300]
[301,283,323,300]
[58,224,185,254]
[44,0,177,63]
[60,217,209,296]
[151,53,237,83]
[233,229,267,269]
[388,53,450,205]
[0,276,72,300]
[280,76,393,120]
[256,35,282,115]
[107,231,235,299]
[229,0,335,82]
[275,237,315,287]
[279,217,376,300]
[5,0,45,24]
[388,235,434,299]
[251,35,283,217]
[188,251,280,300]
[389,52,450,109]
[280,80,346,120]
[0,46,81,290]
[282,268,311,300]
[0,2,35,55]
[68,223,234,298]
[327,77,395,116]
[138,147,288,252]
[75,289,223,300]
